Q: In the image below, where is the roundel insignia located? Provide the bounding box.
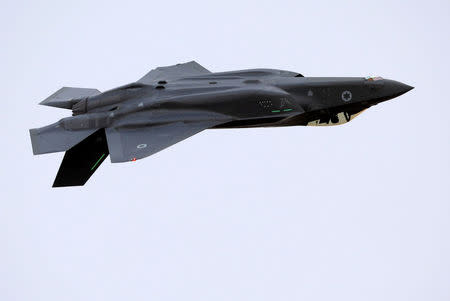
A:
[341,90,352,102]
[137,144,147,149]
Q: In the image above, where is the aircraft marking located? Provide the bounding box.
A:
[341,91,352,102]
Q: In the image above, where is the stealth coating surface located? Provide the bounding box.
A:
[30,61,414,186]
[138,61,211,84]
[40,87,100,109]
[52,129,109,187]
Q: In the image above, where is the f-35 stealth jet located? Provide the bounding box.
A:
[30,61,413,187]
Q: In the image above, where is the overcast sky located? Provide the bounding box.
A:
[1,0,449,300]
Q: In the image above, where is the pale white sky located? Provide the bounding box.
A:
[1,0,449,300]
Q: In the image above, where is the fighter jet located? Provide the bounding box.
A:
[29,61,413,187]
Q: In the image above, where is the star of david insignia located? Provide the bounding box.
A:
[341,91,352,102]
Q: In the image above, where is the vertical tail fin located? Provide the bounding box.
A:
[53,129,109,187]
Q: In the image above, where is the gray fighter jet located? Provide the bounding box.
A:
[29,61,413,187]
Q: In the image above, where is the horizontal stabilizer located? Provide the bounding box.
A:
[30,122,96,155]
[53,129,109,187]
[40,87,100,109]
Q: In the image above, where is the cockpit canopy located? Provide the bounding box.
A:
[365,76,383,81]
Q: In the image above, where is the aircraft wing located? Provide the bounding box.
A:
[49,119,221,187]
[105,120,220,163]
[137,61,211,84]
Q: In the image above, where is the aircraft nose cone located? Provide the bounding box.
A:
[385,79,414,97]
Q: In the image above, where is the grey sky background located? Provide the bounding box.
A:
[1,0,449,300]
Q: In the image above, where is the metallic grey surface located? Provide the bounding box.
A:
[39,87,100,109]
[30,61,412,169]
